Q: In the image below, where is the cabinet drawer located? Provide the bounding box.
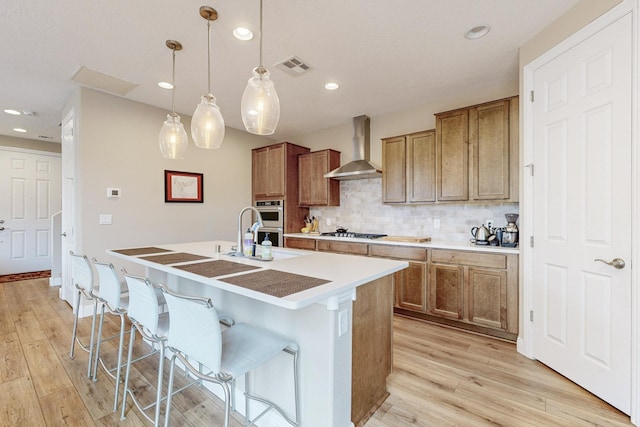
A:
[317,240,369,255]
[431,249,506,269]
[285,237,317,251]
[370,245,427,261]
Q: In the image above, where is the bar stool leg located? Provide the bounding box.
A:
[113,313,126,412]
[69,289,82,360]
[92,304,106,382]
[121,325,136,421]
[87,299,99,378]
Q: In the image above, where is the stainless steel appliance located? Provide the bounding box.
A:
[321,231,387,239]
[501,213,519,247]
[257,228,281,247]
[254,200,284,247]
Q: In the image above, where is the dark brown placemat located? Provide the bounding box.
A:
[219,270,330,298]
[140,252,210,265]
[174,260,260,278]
[113,247,172,256]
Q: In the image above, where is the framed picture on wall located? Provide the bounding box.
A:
[164,170,203,203]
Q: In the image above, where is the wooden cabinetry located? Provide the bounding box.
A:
[382,130,436,203]
[435,96,519,202]
[285,236,519,340]
[370,245,428,313]
[252,142,310,233]
[298,149,341,206]
[427,249,518,339]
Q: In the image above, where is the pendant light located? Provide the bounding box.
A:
[159,40,189,159]
[191,6,225,149]
[241,0,280,135]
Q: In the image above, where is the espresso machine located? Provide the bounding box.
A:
[501,213,519,247]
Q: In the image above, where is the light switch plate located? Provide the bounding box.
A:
[99,214,112,225]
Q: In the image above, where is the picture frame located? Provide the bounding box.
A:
[164,170,203,203]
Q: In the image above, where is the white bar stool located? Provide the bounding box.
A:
[91,259,130,412]
[160,285,300,427]
[68,251,100,379]
[119,272,170,427]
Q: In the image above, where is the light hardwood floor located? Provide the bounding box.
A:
[0,278,632,426]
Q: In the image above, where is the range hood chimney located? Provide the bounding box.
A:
[324,115,382,180]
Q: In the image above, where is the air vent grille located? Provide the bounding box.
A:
[276,56,312,76]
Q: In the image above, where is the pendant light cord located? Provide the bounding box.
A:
[259,0,263,68]
[171,47,177,115]
[207,19,212,94]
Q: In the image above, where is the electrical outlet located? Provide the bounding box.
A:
[486,219,493,229]
[433,218,440,229]
[338,309,348,337]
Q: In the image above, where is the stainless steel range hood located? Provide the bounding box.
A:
[324,115,382,180]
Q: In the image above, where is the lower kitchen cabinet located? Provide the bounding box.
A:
[428,263,464,319]
[425,249,518,340]
[285,236,518,340]
[370,245,427,313]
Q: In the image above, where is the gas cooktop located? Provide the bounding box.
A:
[321,232,387,239]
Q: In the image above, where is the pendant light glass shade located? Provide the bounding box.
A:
[192,93,225,148]
[241,0,280,135]
[159,40,188,159]
[192,6,225,149]
[241,66,280,135]
[159,114,189,159]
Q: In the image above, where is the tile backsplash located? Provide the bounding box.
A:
[308,178,519,243]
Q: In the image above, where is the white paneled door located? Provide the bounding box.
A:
[531,13,632,414]
[0,149,62,275]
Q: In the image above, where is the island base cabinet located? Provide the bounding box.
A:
[352,275,393,426]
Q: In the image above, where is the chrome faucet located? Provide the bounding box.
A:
[237,206,264,256]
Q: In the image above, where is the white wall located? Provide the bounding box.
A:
[0,135,61,153]
[72,88,271,273]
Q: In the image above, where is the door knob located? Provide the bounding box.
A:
[594,258,626,269]
[0,227,4,231]
[61,232,67,237]
[0,219,4,224]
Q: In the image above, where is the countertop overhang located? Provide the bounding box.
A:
[108,240,407,311]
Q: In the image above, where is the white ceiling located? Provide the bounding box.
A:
[2,0,580,143]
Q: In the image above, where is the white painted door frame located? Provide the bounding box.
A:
[520,0,638,423]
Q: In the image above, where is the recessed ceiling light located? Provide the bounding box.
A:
[158,81,174,89]
[13,128,27,133]
[4,109,21,115]
[233,27,253,41]
[465,25,490,40]
[324,82,340,91]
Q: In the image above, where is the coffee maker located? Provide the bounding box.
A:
[501,213,519,247]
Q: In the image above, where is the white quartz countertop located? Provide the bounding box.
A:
[108,240,407,310]
[284,233,520,254]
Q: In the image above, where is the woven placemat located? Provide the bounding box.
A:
[219,270,330,298]
[174,260,260,278]
[113,247,172,256]
[139,252,210,265]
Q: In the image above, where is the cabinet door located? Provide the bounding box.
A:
[428,263,464,319]
[469,100,510,200]
[408,130,436,203]
[284,237,317,251]
[467,267,507,330]
[252,147,269,198]
[382,136,406,203]
[298,150,340,206]
[266,144,285,197]
[395,261,427,313]
[436,109,469,201]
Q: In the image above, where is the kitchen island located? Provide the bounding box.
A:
[108,240,407,427]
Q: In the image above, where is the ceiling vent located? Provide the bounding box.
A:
[276,56,312,76]
[71,66,138,96]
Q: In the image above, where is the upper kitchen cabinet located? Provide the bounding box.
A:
[382,130,436,203]
[252,142,310,201]
[435,96,519,202]
[298,149,341,206]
